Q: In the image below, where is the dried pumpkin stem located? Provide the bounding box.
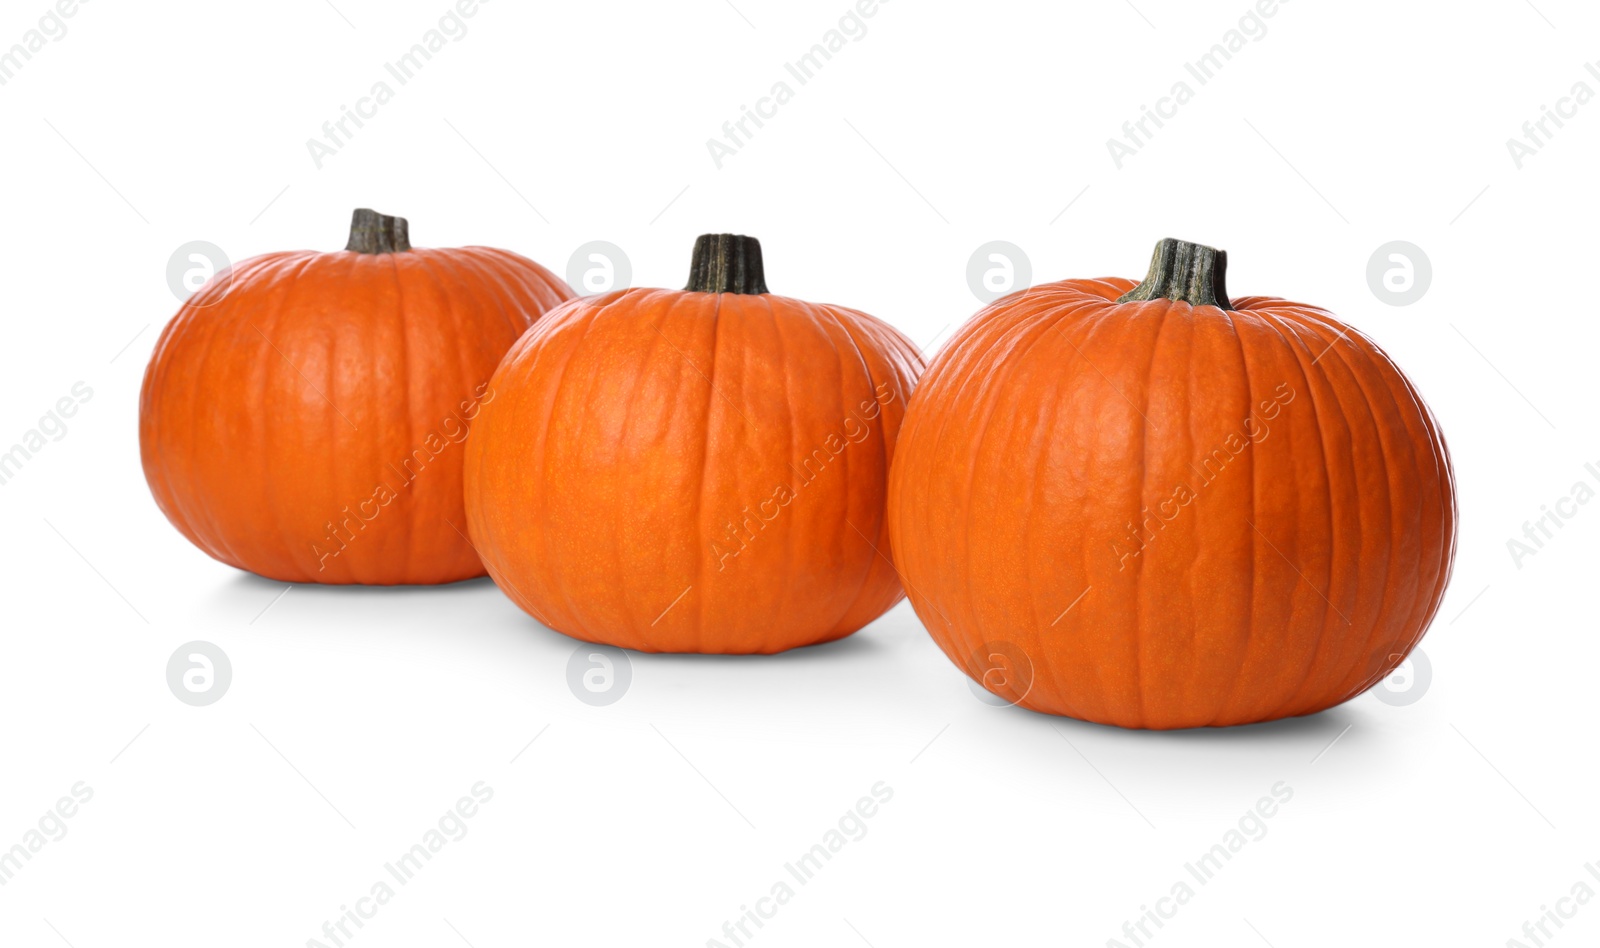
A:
[345,208,412,254]
[1117,238,1232,310]
[685,234,769,294]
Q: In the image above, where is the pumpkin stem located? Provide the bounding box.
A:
[1117,238,1232,310]
[345,208,412,254]
[685,234,769,294]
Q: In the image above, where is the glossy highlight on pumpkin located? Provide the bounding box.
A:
[140,209,574,585]
[464,234,924,653]
[887,238,1457,729]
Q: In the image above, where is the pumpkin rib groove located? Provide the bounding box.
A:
[163,295,213,555]
[1131,299,1178,727]
[514,301,596,634]
[184,258,277,571]
[1070,292,1132,720]
[1260,313,1338,718]
[1174,303,1201,723]
[965,302,1083,702]
[466,248,548,341]
[387,252,419,585]
[148,255,285,569]
[816,302,892,638]
[662,291,707,643]
[420,248,483,580]
[531,296,611,637]
[157,296,209,561]
[261,256,319,579]
[1359,333,1454,675]
[1058,303,1098,716]
[1017,313,1058,686]
[470,250,566,583]
[1334,336,1419,707]
[617,295,656,642]
[831,306,876,632]
[571,292,628,640]
[518,247,571,303]
[1287,313,1380,716]
[1212,304,1261,726]
[1318,322,1413,711]
[157,251,304,563]
[1251,310,1348,722]
[365,253,398,582]
[1385,364,1456,654]
[696,291,725,650]
[258,253,325,580]
[458,248,527,345]
[910,302,992,668]
[1302,321,1376,715]
[244,256,296,576]
[158,274,219,564]
[1269,310,1366,720]
[1246,315,1323,722]
[1178,303,1213,721]
[1294,317,1411,708]
[572,293,634,641]
[592,292,636,639]
[387,254,424,582]
[1350,332,1446,700]
[411,251,461,578]
[762,293,801,642]
[1046,298,1128,720]
[1034,296,1097,718]
[1290,314,1363,716]
[1285,314,1404,712]
[947,321,1010,681]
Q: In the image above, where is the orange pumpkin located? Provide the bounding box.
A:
[464,234,924,653]
[887,238,1456,728]
[141,209,573,585]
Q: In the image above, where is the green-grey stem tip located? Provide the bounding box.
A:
[685,234,768,294]
[346,208,412,254]
[1117,238,1232,310]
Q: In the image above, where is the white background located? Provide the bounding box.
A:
[1,0,1595,945]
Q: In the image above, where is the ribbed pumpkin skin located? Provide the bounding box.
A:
[887,277,1456,729]
[464,288,924,653]
[141,247,573,585]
